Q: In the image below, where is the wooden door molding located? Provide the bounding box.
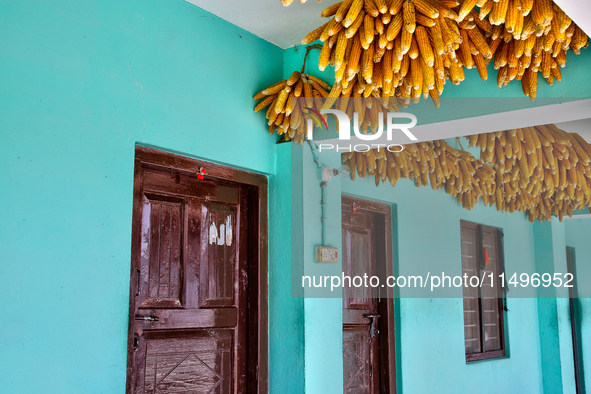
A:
[126,146,268,393]
[566,246,586,394]
[342,195,397,394]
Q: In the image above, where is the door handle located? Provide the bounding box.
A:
[363,313,380,339]
[135,314,159,322]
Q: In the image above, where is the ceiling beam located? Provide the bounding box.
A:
[319,99,591,147]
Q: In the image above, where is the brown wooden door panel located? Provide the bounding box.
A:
[132,167,243,393]
[142,330,233,394]
[135,309,238,330]
[342,207,379,394]
[343,328,370,393]
[342,196,396,394]
[184,196,201,310]
[342,226,377,310]
[139,193,184,309]
[127,147,267,394]
[142,168,240,205]
[199,202,237,308]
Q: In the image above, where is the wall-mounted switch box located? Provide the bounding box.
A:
[315,246,338,263]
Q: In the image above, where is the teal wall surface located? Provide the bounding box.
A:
[269,144,305,394]
[533,221,571,394]
[0,0,283,392]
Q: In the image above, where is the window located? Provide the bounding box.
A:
[460,221,506,362]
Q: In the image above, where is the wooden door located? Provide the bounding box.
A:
[126,147,268,394]
[566,247,586,394]
[342,197,396,394]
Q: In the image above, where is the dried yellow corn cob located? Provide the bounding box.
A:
[457,0,478,23]
[344,0,364,27]
[321,2,344,18]
[403,1,416,34]
[335,0,355,23]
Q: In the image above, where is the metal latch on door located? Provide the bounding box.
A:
[363,313,380,339]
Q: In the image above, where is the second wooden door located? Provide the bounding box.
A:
[342,196,396,394]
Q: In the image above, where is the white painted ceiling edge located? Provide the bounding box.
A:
[185,0,341,49]
[553,0,591,37]
[564,214,591,219]
[320,99,591,146]
[186,0,591,49]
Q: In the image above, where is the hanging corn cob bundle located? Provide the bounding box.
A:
[302,0,474,108]
[301,0,587,104]
[253,45,333,144]
[340,124,591,222]
[443,145,500,211]
[340,139,490,197]
[455,0,588,100]
[341,139,499,210]
[253,72,332,144]
[466,125,591,221]
[342,140,450,185]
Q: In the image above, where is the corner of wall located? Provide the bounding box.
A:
[533,220,576,394]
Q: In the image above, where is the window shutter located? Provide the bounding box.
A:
[461,221,506,361]
[481,227,502,352]
[461,223,481,355]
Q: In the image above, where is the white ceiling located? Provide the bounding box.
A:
[186,0,591,49]
[185,0,341,49]
[555,118,591,141]
[554,0,591,37]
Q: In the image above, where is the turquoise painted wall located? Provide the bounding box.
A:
[269,143,305,394]
[566,219,591,393]
[533,221,571,394]
[0,0,284,392]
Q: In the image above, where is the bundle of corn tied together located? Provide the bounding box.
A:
[253,70,332,144]
[341,139,499,209]
[340,124,591,222]
[302,0,588,103]
[303,0,469,107]
[453,0,588,100]
[466,125,591,221]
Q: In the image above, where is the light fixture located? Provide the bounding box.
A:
[321,165,350,182]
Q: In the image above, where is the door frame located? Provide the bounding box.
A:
[566,246,586,394]
[342,195,397,393]
[126,145,269,393]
